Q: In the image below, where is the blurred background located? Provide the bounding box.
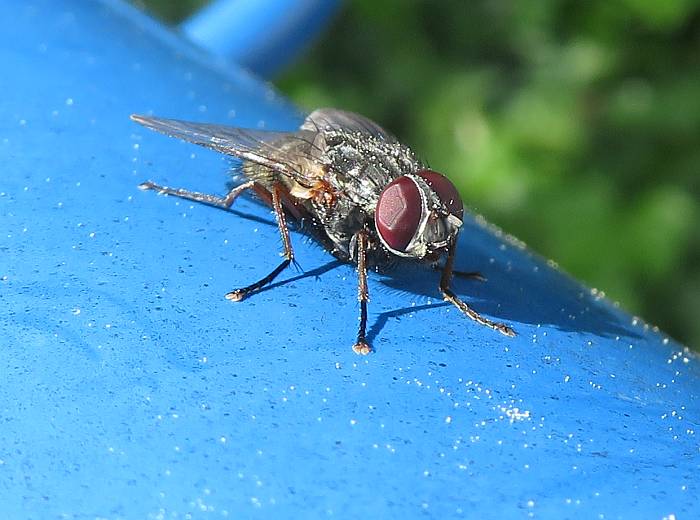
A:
[135,0,699,350]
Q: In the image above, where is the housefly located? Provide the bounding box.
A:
[131,109,515,354]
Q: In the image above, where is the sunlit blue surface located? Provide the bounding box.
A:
[1,1,698,518]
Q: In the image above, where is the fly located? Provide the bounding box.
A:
[131,109,516,354]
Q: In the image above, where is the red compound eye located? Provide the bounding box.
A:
[416,169,464,219]
[376,176,423,252]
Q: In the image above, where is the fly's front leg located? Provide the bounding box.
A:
[225,184,294,302]
[439,244,516,337]
[138,179,255,208]
[352,231,372,355]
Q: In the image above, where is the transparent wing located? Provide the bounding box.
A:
[302,108,399,143]
[131,114,317,179]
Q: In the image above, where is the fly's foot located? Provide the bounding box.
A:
[497,323,517,337]
[352,341,372,355]
[138,180,158,191]
[225,289,247,302]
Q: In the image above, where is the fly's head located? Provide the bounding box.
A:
[375,169,464,261]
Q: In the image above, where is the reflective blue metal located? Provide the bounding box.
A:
[181,0,341,77]
[1,1,698,518]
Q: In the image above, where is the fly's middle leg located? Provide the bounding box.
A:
[225,184,294,302]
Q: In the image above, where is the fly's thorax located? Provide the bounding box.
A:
[321,130,424,208]
[374,169,464,260]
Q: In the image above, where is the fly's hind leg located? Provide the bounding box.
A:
[439,243,516,337]
[225,184,294,302]
[138,179,254,208]
[140,178,294,301]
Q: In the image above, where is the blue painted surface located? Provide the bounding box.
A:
[1,1,698,518]
[181,0,341,77]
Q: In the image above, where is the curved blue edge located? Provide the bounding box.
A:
[1,1,698,518]
[181,0,341,78]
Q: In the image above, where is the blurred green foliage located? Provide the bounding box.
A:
[140,0,699,349]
